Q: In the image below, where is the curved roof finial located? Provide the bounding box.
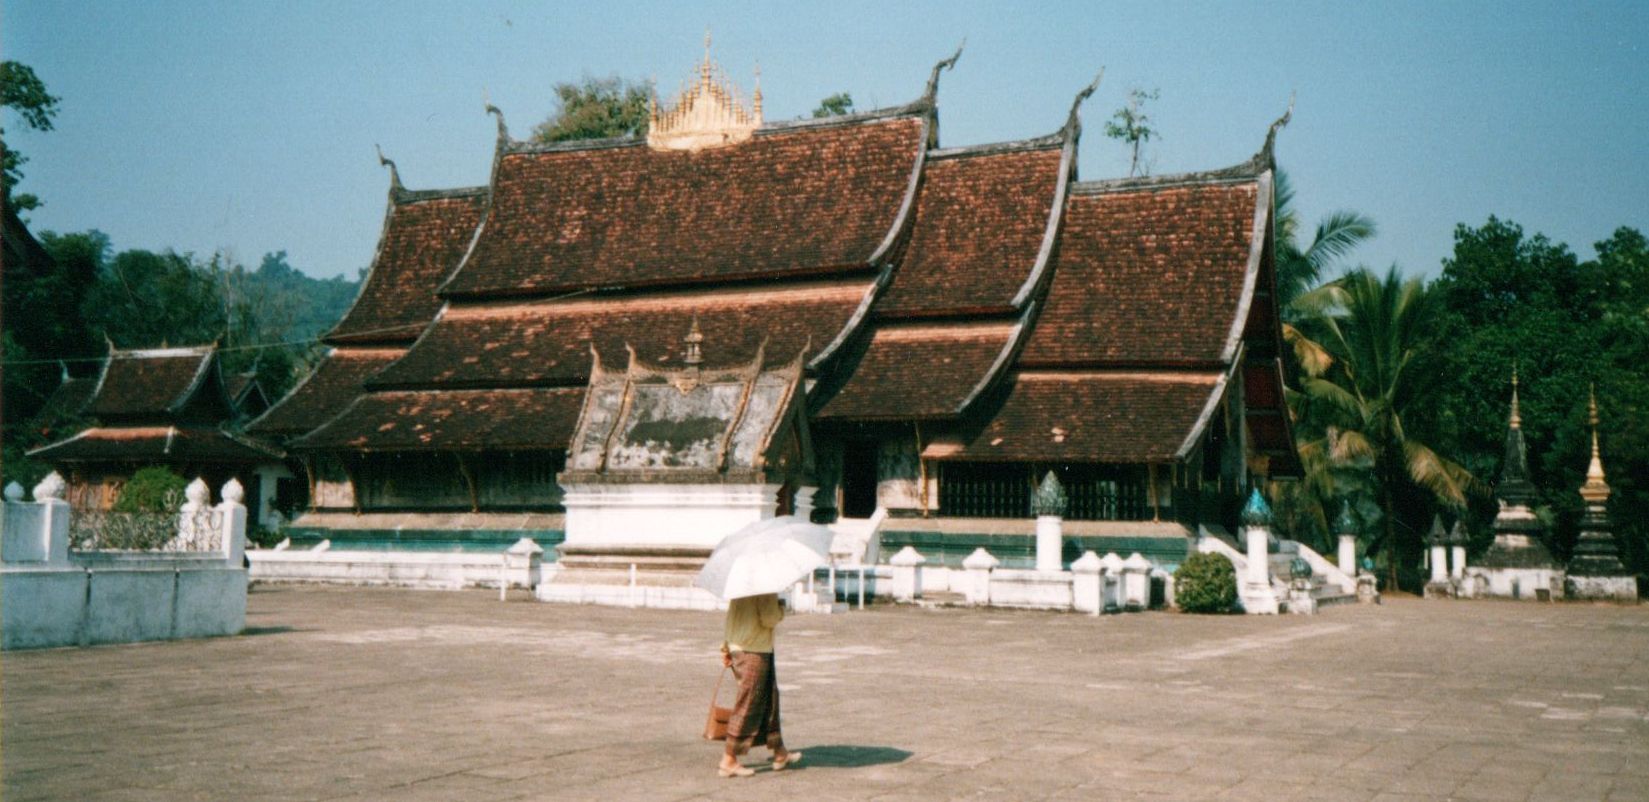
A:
[484,98,510,144]
[374,144,403,193]
[923,40,965,102]
[1260,91,1295,164]
[1062,68,1105,138]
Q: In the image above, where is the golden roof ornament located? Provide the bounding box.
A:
[1580,384,1610,503]
[647,30,762,151]
[1509,364,1522,430]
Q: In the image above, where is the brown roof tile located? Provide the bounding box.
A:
[878,146,1062,317]
[28,425,282,463]
[948,372,1221,463]
[87,347,225,422]
[328,189,487,344]
[249,348,406,437]
[370,282,867,389]
[1020,181,1261,367]
[817,323,1015,420]
[440,115,925,297]
[295,388,586,451]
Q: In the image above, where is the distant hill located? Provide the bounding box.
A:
[247,251,361,341]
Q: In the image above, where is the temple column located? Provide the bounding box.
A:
[1031,472,1067,573]
[1239,490,1279,614]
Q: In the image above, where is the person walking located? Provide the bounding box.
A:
[717,592,801,777]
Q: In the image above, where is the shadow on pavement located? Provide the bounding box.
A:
[239,626,299,636]
[789,745,912,769]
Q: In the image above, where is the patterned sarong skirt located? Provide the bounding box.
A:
[725,650,782,755]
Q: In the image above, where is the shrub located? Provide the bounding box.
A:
[112,467,189,513]
[1174,551,1238,613]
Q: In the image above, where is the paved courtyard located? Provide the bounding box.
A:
[4,586,1648,801]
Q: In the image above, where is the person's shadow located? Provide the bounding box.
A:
[785,745,911,769]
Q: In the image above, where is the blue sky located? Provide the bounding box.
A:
[5,1,1646,281]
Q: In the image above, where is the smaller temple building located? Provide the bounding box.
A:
[27,344,288,526]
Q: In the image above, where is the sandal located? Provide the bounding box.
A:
[773,751,803,771]
[718,764,755,778]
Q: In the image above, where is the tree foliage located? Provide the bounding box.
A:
[1424,219,1649,578]
[1,60,62,212]
[531,76,651,143]
[812,92,854,118]
[111,467,189,514]
[1103,88,1159,177]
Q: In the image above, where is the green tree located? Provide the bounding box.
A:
[81,249,228,349]
[531,76,651,143]
[1425,220,1649,579]
[1293,267,1479,589]
[1,61,62,212]
[812,92,854,118]
[1103,87,1159,178]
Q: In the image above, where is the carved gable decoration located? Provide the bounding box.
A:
[563,330,812,484]
[647,35,763,152]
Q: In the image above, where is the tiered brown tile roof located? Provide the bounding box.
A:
[439,114,926,297]
[370,283,866,390]
[948,372,1222,463]
[296,388,586,451]
[817,323,1016,420]
[29,426,282,463]
[328,188,487,344]
[87,346,228,423]
[1020,180,1261,367]
[249,348,406,437]
[37,376,96,422]
[878,145,1063,317]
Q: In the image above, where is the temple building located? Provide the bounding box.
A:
[28,344,288,525]
[249,46,1300,573]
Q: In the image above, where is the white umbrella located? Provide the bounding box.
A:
[695,515,834,600]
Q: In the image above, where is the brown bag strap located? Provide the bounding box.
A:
[710,666,729,706]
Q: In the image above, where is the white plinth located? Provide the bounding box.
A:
[560,482,783,550]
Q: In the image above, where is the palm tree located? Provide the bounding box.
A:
[1272,170,1378,318]
[1293,267,1480,589]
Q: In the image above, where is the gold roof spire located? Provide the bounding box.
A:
[1509,364,1522,430]
[1581,384,1609,502]
[648,31,762,151]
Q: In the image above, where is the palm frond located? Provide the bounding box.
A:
[1304,211,1377,272]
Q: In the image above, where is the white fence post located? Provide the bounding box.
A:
[1071,551,1103,615]
[961,547,998,606]
[33,472,71,565]
[218,479,247,566]
[889,546,925,602]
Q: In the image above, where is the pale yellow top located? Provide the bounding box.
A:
[724,594,784,653]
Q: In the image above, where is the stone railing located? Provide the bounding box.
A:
[2,473,248,650]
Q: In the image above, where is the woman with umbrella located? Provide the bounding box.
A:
[717,593,801,777]
[698,516,830,777]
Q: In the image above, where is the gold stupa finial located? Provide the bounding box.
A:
[1581,383,1610,502]
[1509,364,1522,430]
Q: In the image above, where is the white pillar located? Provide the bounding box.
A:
[1035,515,1063,573]
[1450,545,1466,580]
[218,479,247,566]
[889,545,925,602]
[1099,552,1126,613]
[1338,534,1357,575]
[960,547,998,606]
[1429,544,1448,584]
[1121,553,1152,611]
[1070,551,1103,615]
[505,537,545,590]
[1239,490,1280,614]
[32,472,71,565]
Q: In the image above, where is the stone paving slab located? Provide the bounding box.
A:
[3,586,1647,801]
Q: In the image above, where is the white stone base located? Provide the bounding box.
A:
[1240,581,1279,615]
[1473,567,1565,600]
[535,580,726,611]
[560,482,797,551]
[987,569,1074,610]
[1566,575,1639,602]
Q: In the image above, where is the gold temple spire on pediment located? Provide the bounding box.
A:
[1581,383,1610,502]
[647,31,762,151]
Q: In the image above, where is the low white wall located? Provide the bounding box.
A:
[249,548,532,590]
[3,561,246,649]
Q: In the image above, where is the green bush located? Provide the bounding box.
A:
[1174,551,1238,613]
[112,467,189,513]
